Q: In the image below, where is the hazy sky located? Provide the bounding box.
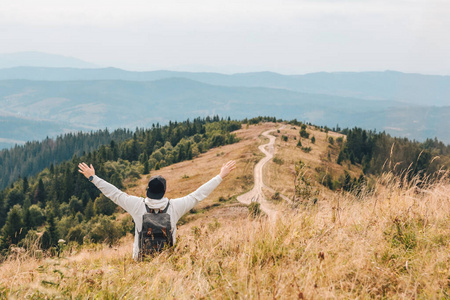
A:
[1,0,449,74]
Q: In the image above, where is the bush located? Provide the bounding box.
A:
[273,157,284,165]
[271,192,281,202]
[300,130,309,139]
[28,205,45,228]
[281,135,288,142]
[57,215,78,240]
[19,230,40,250]
[120,215,135,235]
[248,202,262,218]
[301,147,312,153]
[94,195,117,216]
[67,224,85,244]
[87,215,122,245]
[68,196,83,215]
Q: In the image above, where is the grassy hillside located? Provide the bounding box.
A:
[0,123,449,298]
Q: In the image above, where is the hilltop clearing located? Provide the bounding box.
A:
[0,122,449,298]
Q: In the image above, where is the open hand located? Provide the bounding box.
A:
[78,162,95,179]
[219,160,236,179]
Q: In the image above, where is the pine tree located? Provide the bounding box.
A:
[22,204,31,234]
[84,199,95,221]
[343,171,352,191]
[0,193,5,227]
[81,190,91,207]
[45,210,58,248]
[6,189,25,210]
[143,160,150,175]
[23,177,29,194]
[33,179,47,205]
[337,151,345,165]
[1,205,24,245]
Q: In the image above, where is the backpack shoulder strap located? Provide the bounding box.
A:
[143,199,154,213]
[161,201,170,213]
[144,203,152,213]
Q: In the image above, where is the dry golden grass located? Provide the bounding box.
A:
[2,173,449,299]
[1,123,449,299]
[264,124,359,200]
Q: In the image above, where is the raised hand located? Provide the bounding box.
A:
[219,160,236,179]
[78,162,96,179]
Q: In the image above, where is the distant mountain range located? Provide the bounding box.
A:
[0,54,449,148]
[1,67,450,106]
[0,52,98,69]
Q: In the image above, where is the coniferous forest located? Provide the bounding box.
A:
[336,127,450,179]
[0,129,134,189]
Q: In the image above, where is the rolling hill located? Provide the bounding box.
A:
[2,78,449,149]
[1,67,450,106]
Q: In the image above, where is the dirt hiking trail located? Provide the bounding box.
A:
[237,126,285,218]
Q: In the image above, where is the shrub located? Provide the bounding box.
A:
[271,192,281,202]
[248,202,262,218]
[94,194,117,216]
[28,205,45,228]
[87,215,122,245]
[67,224,85,244]
[300,130,309,138]
[68,196,83,215]
[273,157,284,165]
[301,147,312,153]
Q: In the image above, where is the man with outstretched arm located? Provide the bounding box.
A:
[78,160,236,260]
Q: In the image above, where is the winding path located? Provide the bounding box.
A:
[237,126,285,218]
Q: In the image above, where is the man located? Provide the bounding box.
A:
[78,160,236,260]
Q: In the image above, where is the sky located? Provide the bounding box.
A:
[1,0,449,74]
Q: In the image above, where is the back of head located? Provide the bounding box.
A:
[146,175,166,199]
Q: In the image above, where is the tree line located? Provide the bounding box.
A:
[0,129,134,190]
[337,127,450,180]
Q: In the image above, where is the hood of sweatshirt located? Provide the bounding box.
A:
[144,197,169,211]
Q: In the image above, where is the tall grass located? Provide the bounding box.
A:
[1,172,449,299]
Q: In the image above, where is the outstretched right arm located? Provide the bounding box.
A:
[78,162,142,217]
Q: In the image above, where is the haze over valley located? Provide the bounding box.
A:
[0,53,449,149]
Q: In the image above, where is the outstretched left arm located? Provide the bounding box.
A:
[78,162,143,218]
